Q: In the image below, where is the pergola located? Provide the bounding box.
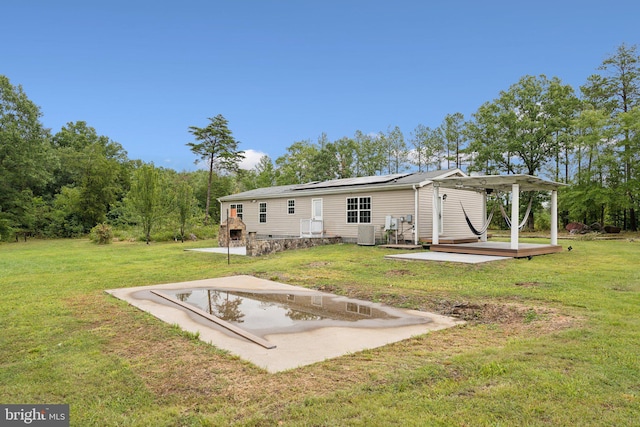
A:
[430,174,567,257]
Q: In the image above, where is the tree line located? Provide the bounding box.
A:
[250,44,640,231]
[0,81,239,241]
[1,44,638,241]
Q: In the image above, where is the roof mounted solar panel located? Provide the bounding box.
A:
[294,173,412,190]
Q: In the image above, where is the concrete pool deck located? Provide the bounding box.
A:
[106,275,462,373]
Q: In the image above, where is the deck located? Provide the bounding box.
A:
[378,244,424,250]
[429,241,563,258]
[423,236,480,244]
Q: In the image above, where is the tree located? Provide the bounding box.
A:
[126,164,169,244]
[429,126,447,170]
[381,126,408,174]
[174,173,197,242]
[0,75,54,236]
[465,101,507,175]
[584,44,640,230]
[466,75,579,229]
[49,122,128,233]
[187,115,244,224]
[354,130,385,176]
[467,75,577,176]
[254,155,276,188]
[332,137,357,178]
[275,140,319,184]
[442,113,466,169]
[545,83,580,183]
[410,124,431,172]
[617,106,640,229]
[310,134,340,181]
[410,124,445,172]
[562,107,615,226]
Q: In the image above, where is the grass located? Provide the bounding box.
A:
[1,236,639,425]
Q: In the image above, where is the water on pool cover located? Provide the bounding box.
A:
[162,288,428,337]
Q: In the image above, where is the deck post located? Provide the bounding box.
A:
[551,189,558,245]
[510,183,519,250]
[481,191,488,242]
[432,184,439,245]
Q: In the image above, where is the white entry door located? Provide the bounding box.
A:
[312,198,323,221]
[310,199,323,236]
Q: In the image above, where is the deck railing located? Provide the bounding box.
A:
[300,219,323,238]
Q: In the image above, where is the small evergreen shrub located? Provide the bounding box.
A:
[90,223,113,244]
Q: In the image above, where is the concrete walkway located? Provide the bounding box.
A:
[186,246,247,255]
[385,251,510,264]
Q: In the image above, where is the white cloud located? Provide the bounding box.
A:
[239,149,267,170]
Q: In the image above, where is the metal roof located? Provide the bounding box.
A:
[218,169,463,202]
[431,174,567,192]
[219,184,300,201]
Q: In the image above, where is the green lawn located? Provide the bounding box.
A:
[1,237,639,426]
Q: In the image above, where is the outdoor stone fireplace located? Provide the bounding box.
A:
[218,216,247,248]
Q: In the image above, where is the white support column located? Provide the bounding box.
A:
[551,190,558,246]
[510,183,519,250]
[432,184,440,245]
[481,191,488,242]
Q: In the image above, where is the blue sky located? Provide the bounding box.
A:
[3,1,639,171]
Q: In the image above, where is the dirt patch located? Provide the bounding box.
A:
[317,286,577,332]
[313,284,341,294]
[515,281,543,287]
[252,270,290,282]
[308,261,331,268]
[385,269,415,277]
[436,300,538,324]
[432,299,578,336]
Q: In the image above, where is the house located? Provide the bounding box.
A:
[218,168,483,245]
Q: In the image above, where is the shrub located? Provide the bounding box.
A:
[535,210,551,231]
[90,223,113,244]
[0,219,12,242]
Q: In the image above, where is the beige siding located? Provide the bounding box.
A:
[320,189,416,241]
[221,184,484,241]
[416,186,484,240]
[222,198,310,236]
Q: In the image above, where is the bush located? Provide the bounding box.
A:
[90,223,113,244]
[0,219,12,242]
[535,210,551,231]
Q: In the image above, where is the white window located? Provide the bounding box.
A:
[346,196,371,224]
[346,302,371,316]
[259,202,267,223]
[287,199,295,215]
[230,204,243,220]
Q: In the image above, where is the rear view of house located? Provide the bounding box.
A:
[218,168,483,245]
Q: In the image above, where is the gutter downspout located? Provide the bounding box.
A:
[413,185,419,245]
[412,180,432,245]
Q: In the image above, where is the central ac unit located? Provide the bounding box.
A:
[357,225,376,246]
